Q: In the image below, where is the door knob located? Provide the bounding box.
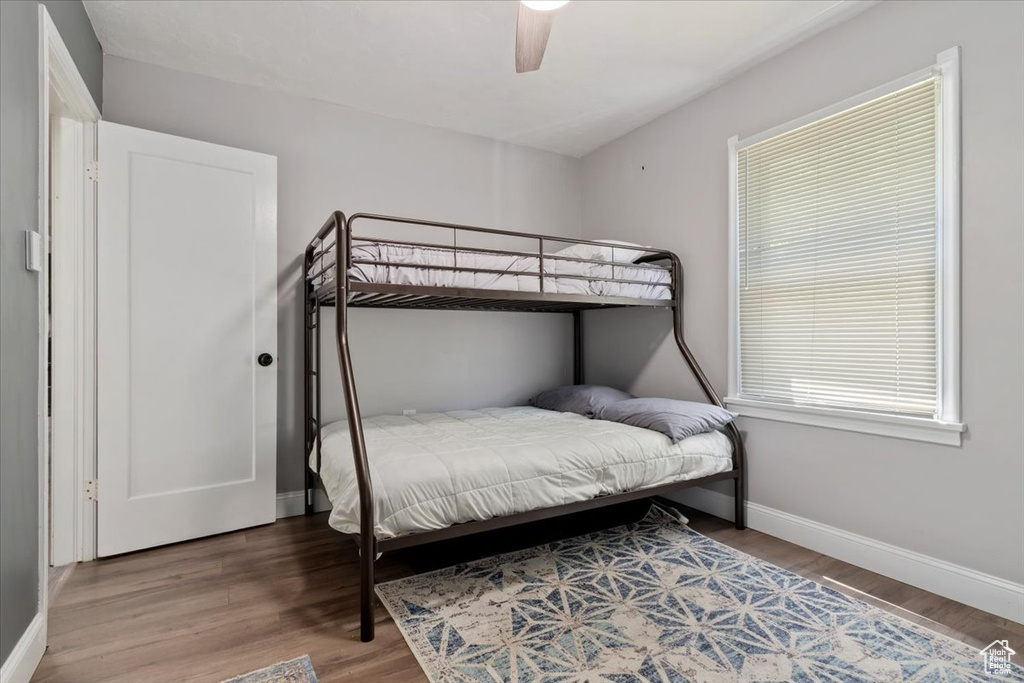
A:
[258,353,274,367]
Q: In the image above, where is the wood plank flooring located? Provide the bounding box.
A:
[47,563,76,607]
[34,503,1023,682]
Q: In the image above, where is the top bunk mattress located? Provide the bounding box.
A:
[311,406,732,539]
[341,240,673,300]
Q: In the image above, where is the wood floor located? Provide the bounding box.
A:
[47,563,76,607]
[34,503,1023,682]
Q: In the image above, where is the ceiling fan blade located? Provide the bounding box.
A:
[515,4,556,73]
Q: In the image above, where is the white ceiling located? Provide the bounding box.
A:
[84,0,872,157]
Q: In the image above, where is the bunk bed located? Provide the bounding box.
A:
[303,210,747,642]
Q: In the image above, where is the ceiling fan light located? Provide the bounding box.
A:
[521,0,569,11]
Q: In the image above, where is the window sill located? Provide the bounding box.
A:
[723,397,966,446]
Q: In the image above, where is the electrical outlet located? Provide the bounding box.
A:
[402,409,417,416]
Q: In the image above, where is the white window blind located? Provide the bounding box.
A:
[736,76,940,417]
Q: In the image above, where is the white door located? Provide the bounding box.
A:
[97,122,277,556]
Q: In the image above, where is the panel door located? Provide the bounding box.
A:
[97,121,277,556]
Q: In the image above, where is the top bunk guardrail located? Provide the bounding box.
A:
[303,211,680,313]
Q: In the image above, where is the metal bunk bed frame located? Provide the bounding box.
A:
[303,210,747,642]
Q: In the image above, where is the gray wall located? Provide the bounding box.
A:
[580,0,1024,583]
[1,0,101,665]
[101,56,583,494]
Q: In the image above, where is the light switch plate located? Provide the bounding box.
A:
[25,231,43,272]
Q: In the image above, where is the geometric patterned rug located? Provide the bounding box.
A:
[377,509,1023,682]
[220,655,317,683]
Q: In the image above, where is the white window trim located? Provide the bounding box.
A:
[725,47,964,447]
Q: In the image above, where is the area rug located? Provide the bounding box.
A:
[220,655,317,683]
[377,509,1023,682]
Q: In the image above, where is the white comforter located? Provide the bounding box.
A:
[334,241,673,300]
[312,406,732,539]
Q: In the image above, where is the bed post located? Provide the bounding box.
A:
[731,429,747,530]
[314,293,323,512]
[334,211,377,641]
[303,247,315,516]
[573,310,584,384]
[667,254,746,530]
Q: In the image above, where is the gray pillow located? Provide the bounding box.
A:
[530,385,634,418]
[593,397,736,443]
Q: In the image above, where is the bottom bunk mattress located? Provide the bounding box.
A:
[311,406,733,540]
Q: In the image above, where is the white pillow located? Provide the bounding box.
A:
[555,239,649,263]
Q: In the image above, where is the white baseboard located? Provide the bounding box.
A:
[666,487,1024,625]
[276,489,331,519]
[1,613,46,683]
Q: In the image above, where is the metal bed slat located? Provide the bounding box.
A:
[345,282,673,309]
[378,470,740,552]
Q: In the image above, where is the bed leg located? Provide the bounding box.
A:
[734,473,746,531]
[360,535,376,642]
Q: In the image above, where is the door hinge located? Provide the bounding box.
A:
[85,162,98,183]
[84,479,98,502]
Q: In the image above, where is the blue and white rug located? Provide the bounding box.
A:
[377,509,1023,682]
[220,655,317,683]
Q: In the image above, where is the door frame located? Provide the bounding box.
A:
[13,8,102,681]
[40,2,100,571]
[48,120,100,568]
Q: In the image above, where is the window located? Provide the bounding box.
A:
[726,48,963,445]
